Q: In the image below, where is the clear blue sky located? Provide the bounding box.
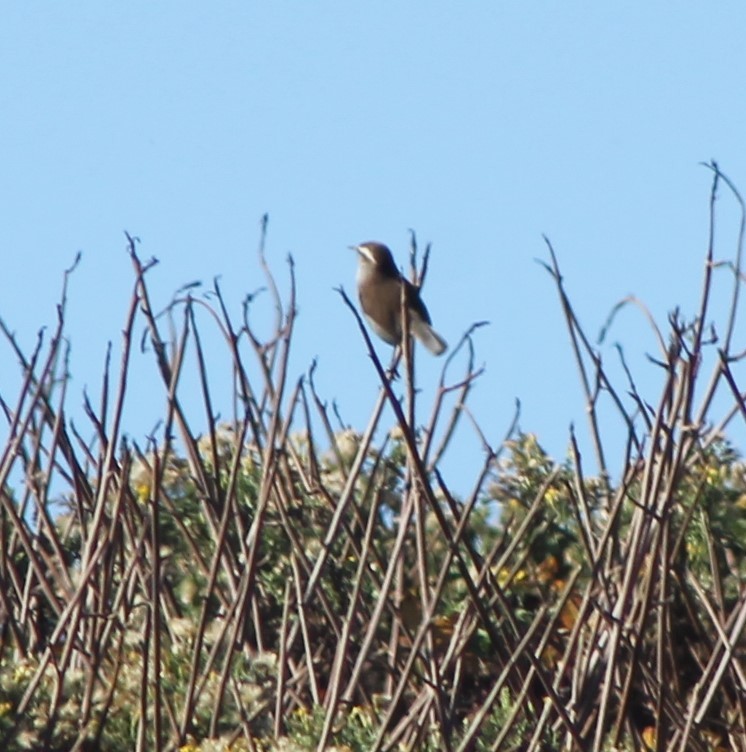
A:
[3,3,746,494]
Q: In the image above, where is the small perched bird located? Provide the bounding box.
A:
[351,241,447,356]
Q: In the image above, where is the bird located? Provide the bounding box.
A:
[351,241,447,356]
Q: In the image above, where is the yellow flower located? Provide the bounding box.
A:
[506,497,523,512]
[12,661,34,683]
[135,482,151,504]
[494,566,526,588]
[544,487,561,508]
[641,725,656,750]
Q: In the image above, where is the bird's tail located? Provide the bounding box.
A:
[411,320,448,356]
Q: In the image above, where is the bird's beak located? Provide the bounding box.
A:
[350,244,375,264]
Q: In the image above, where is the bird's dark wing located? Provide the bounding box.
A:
[403,279,433,325]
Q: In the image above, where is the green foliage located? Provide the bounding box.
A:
[4,413,746,750]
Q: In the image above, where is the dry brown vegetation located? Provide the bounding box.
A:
[1,164,746,750]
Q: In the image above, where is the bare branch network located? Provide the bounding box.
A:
[1,165,746,750]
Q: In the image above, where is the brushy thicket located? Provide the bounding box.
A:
[2,165,746,752]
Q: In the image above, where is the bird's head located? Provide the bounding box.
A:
[350,242,398,277]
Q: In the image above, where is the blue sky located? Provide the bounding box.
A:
[3,3,746,494]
